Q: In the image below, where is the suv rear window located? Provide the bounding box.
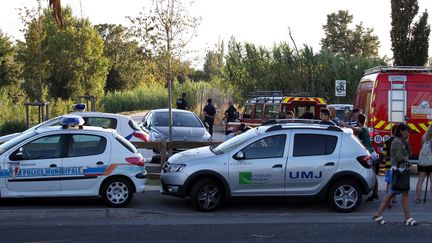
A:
[293,134,337,157]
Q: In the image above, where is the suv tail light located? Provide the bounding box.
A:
[126,157,145,166]
[356,155,371,168]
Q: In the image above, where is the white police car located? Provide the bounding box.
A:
[0,115,146,207]
[0,112,152,162]
[161,121,375,212]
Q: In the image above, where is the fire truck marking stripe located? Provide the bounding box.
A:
[372,117,377,122]
[407,123,420,133]
[317,98,326,104]
[429,121,432,125]
[375,120,385,129]
[375,80,379,88]
[294,97,300,101]
[372,93,376,102]
[419,123,428,131]
[384,124,392,130]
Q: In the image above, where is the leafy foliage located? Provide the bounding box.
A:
[321,10,380,58]
[391,0,430,65]
[18,6,109,100]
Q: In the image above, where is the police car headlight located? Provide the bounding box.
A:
[163,163,186,173]
[150,130,166,142]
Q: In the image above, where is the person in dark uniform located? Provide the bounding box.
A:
[203,98,216,136]
[224,101,238,135]
[176,92,188,110]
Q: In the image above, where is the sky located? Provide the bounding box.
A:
[0,0,431,68]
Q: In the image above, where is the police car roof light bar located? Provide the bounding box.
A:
[60,115,85,129]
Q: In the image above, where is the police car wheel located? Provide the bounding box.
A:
[328,180,362,213]
[101,177,133,208]
[190,179,222,212]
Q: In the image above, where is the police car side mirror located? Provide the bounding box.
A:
[11,149,24,161]
[233,151,245,160]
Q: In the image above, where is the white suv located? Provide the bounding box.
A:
[161,121,375,212]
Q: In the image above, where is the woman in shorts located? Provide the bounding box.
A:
[415,125,432,203]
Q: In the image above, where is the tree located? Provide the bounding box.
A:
[18,6,109,100]
[0,30,22,88]
[203,41,224,81]
[128,0,200,141]
[391,0,430,66]
[321,10,380,58]
[95,24,151,92]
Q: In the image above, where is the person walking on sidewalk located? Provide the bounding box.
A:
[373,123,418,226]
[415,125,432,203]
[383,124,399,208]
[203,98,216,136]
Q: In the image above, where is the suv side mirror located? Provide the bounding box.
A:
[233,151,245,160]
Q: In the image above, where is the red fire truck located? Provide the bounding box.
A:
[354,66,432,160]
[227,91,327,131]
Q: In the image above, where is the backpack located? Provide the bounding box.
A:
[418,140,432,166]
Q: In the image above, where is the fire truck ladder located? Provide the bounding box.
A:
[388,75,407,123]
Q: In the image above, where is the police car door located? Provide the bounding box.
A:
[60,133,110,191]
[285,130,340,195]
[228,134,288,196]
[4,134,64,193]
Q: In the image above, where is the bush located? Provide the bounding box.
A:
[0,119,27,136]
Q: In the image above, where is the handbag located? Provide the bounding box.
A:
[391,168,410,191]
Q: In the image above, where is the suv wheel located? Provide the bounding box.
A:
[101,177,133,208]
[190,179,222,212]
[329,180,362,213]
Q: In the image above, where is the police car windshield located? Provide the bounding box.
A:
[212,128,261,154]
[0,130,37,155]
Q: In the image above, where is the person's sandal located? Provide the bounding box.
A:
[404,217,418,226]
[373,215,386,225]
[415,199,421,204]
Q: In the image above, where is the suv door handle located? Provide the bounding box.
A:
[272,164,283,168]
[96,161,104,166]
[50,164,57,168]
[325,162,335,166]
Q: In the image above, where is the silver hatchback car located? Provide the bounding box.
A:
[160,122,375,212]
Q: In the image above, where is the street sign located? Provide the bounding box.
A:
[335,80,346,97]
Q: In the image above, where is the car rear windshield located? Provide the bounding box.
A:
[154,112,202,127]
[115,135,137,153]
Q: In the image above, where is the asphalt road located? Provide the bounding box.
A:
[1,187,432,242]
[0,221,429,242]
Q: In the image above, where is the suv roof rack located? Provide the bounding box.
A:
[262,119,321,125]
[364,66,432,75]
[264,119,343,132]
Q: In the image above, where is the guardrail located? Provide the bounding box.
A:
[132,141,221,168]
